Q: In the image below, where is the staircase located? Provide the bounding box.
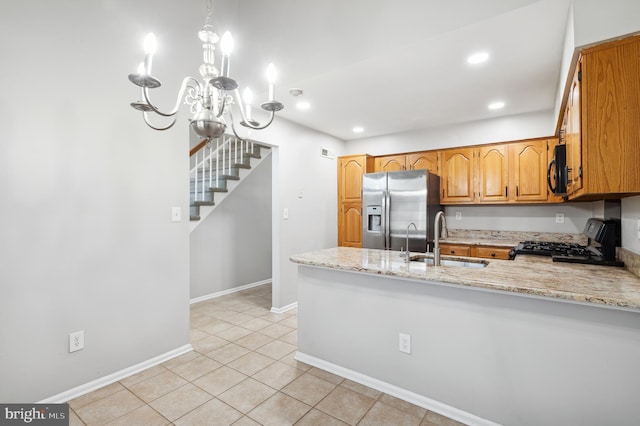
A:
[190,135,270,231]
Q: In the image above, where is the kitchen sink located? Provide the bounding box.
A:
[409,254,488,268]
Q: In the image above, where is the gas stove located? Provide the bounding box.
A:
[512,218,624,267]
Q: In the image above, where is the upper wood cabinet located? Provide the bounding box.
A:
[440,148,475,203]
[440,139,555,205]
[338,155,370,203]
[374,151,439,174]
[509,139,548,202]
[406,151,438,174]
[477,144,508,203]
[565,60,583,197]
[565,35,640,199]
[374,155,406,172]
[337,154,373,247]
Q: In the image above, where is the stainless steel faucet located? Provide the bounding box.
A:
[404,222,417,262]
[433,211,448,266]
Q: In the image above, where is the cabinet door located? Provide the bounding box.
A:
[407,151,438,174]
[339,156,367,203]
[509,140,548,202]
[566,62,583,196]
[438,243,471,257]
[440,148,475,204]
[338,202,363,247]
[581,38,640,195]
[475,246,513,260]
[477,145,508,203]
[374,155,406,172]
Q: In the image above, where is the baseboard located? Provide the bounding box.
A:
[270,301,297,314]
[39,344,193,404]
[295,352,499,426]
[190,279,272,304]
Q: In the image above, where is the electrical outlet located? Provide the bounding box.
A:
[69,331,84,353]
[399,333,411,354]
[455,212,462,220]
[555,213,565,224]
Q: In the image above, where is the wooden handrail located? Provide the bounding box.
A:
[189,138,209,157]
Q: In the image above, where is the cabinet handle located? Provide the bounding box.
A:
[450,250,455,254]
[516,186,519,197]
[442,189,445,198]
[505,186,508,197]
[491,253,496,257]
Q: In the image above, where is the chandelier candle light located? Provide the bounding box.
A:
[128,1,283,140]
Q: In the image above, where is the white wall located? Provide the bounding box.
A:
[622,196,640,254]
[345,110,556,155]
[253,118,345,309]
[190,156,272,299]
[572,0,640,48]
[444,202,594,234]
[0,1,196,402]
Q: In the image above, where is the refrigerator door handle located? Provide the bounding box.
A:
[383,190,390,249]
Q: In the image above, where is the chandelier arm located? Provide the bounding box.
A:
[228,108,250,142]
[230,89,276,130]
[142,111,178,131]
[143,77,202,118]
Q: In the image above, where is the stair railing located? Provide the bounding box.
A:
[190,135,256,202]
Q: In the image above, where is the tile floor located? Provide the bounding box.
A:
[68,284,463,425]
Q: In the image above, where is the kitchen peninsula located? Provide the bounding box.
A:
[290,247,640,426]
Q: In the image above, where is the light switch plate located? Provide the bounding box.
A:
[399,333,411,354]
[171,207,181,222]
[555,213,565,224]
[283,208,289,220]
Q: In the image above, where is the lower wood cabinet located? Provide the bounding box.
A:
[338,202,363,247]
[439,243,513,260]
[438,243,472,257]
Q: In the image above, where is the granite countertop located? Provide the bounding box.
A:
[290,247,640,312]
[440,229,589,248]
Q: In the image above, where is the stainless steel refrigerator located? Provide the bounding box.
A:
[362,170,441,252]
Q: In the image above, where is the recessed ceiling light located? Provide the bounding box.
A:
[289,88,303,97]
[296,101,310,110]
[352,126,364,133]
[488,101,505,110]
[467,51,489,65]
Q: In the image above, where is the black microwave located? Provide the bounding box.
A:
[547,144,567,196]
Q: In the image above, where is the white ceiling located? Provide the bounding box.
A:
[203,0,572,141]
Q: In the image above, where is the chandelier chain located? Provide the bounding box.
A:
[205,0,213,26]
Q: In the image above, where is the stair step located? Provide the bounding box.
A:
[193,200,215,207]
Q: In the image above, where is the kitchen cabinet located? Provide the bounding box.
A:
[440,148,475,204]
[337,154,373,247]
[565,61,583,196]
[438,243,513,260]
[441,139,553,205]
[406,151,438,174]
[563,35,640,199]
[374,151,438,174]
[438,243,471,257]
[474,245,513,260]
[374,154,406,172]
[508,139,549,202]
[477,144,508,203]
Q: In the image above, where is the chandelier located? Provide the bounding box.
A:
[128,0,284,140]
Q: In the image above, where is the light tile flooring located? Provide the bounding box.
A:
[68,284,463,425]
